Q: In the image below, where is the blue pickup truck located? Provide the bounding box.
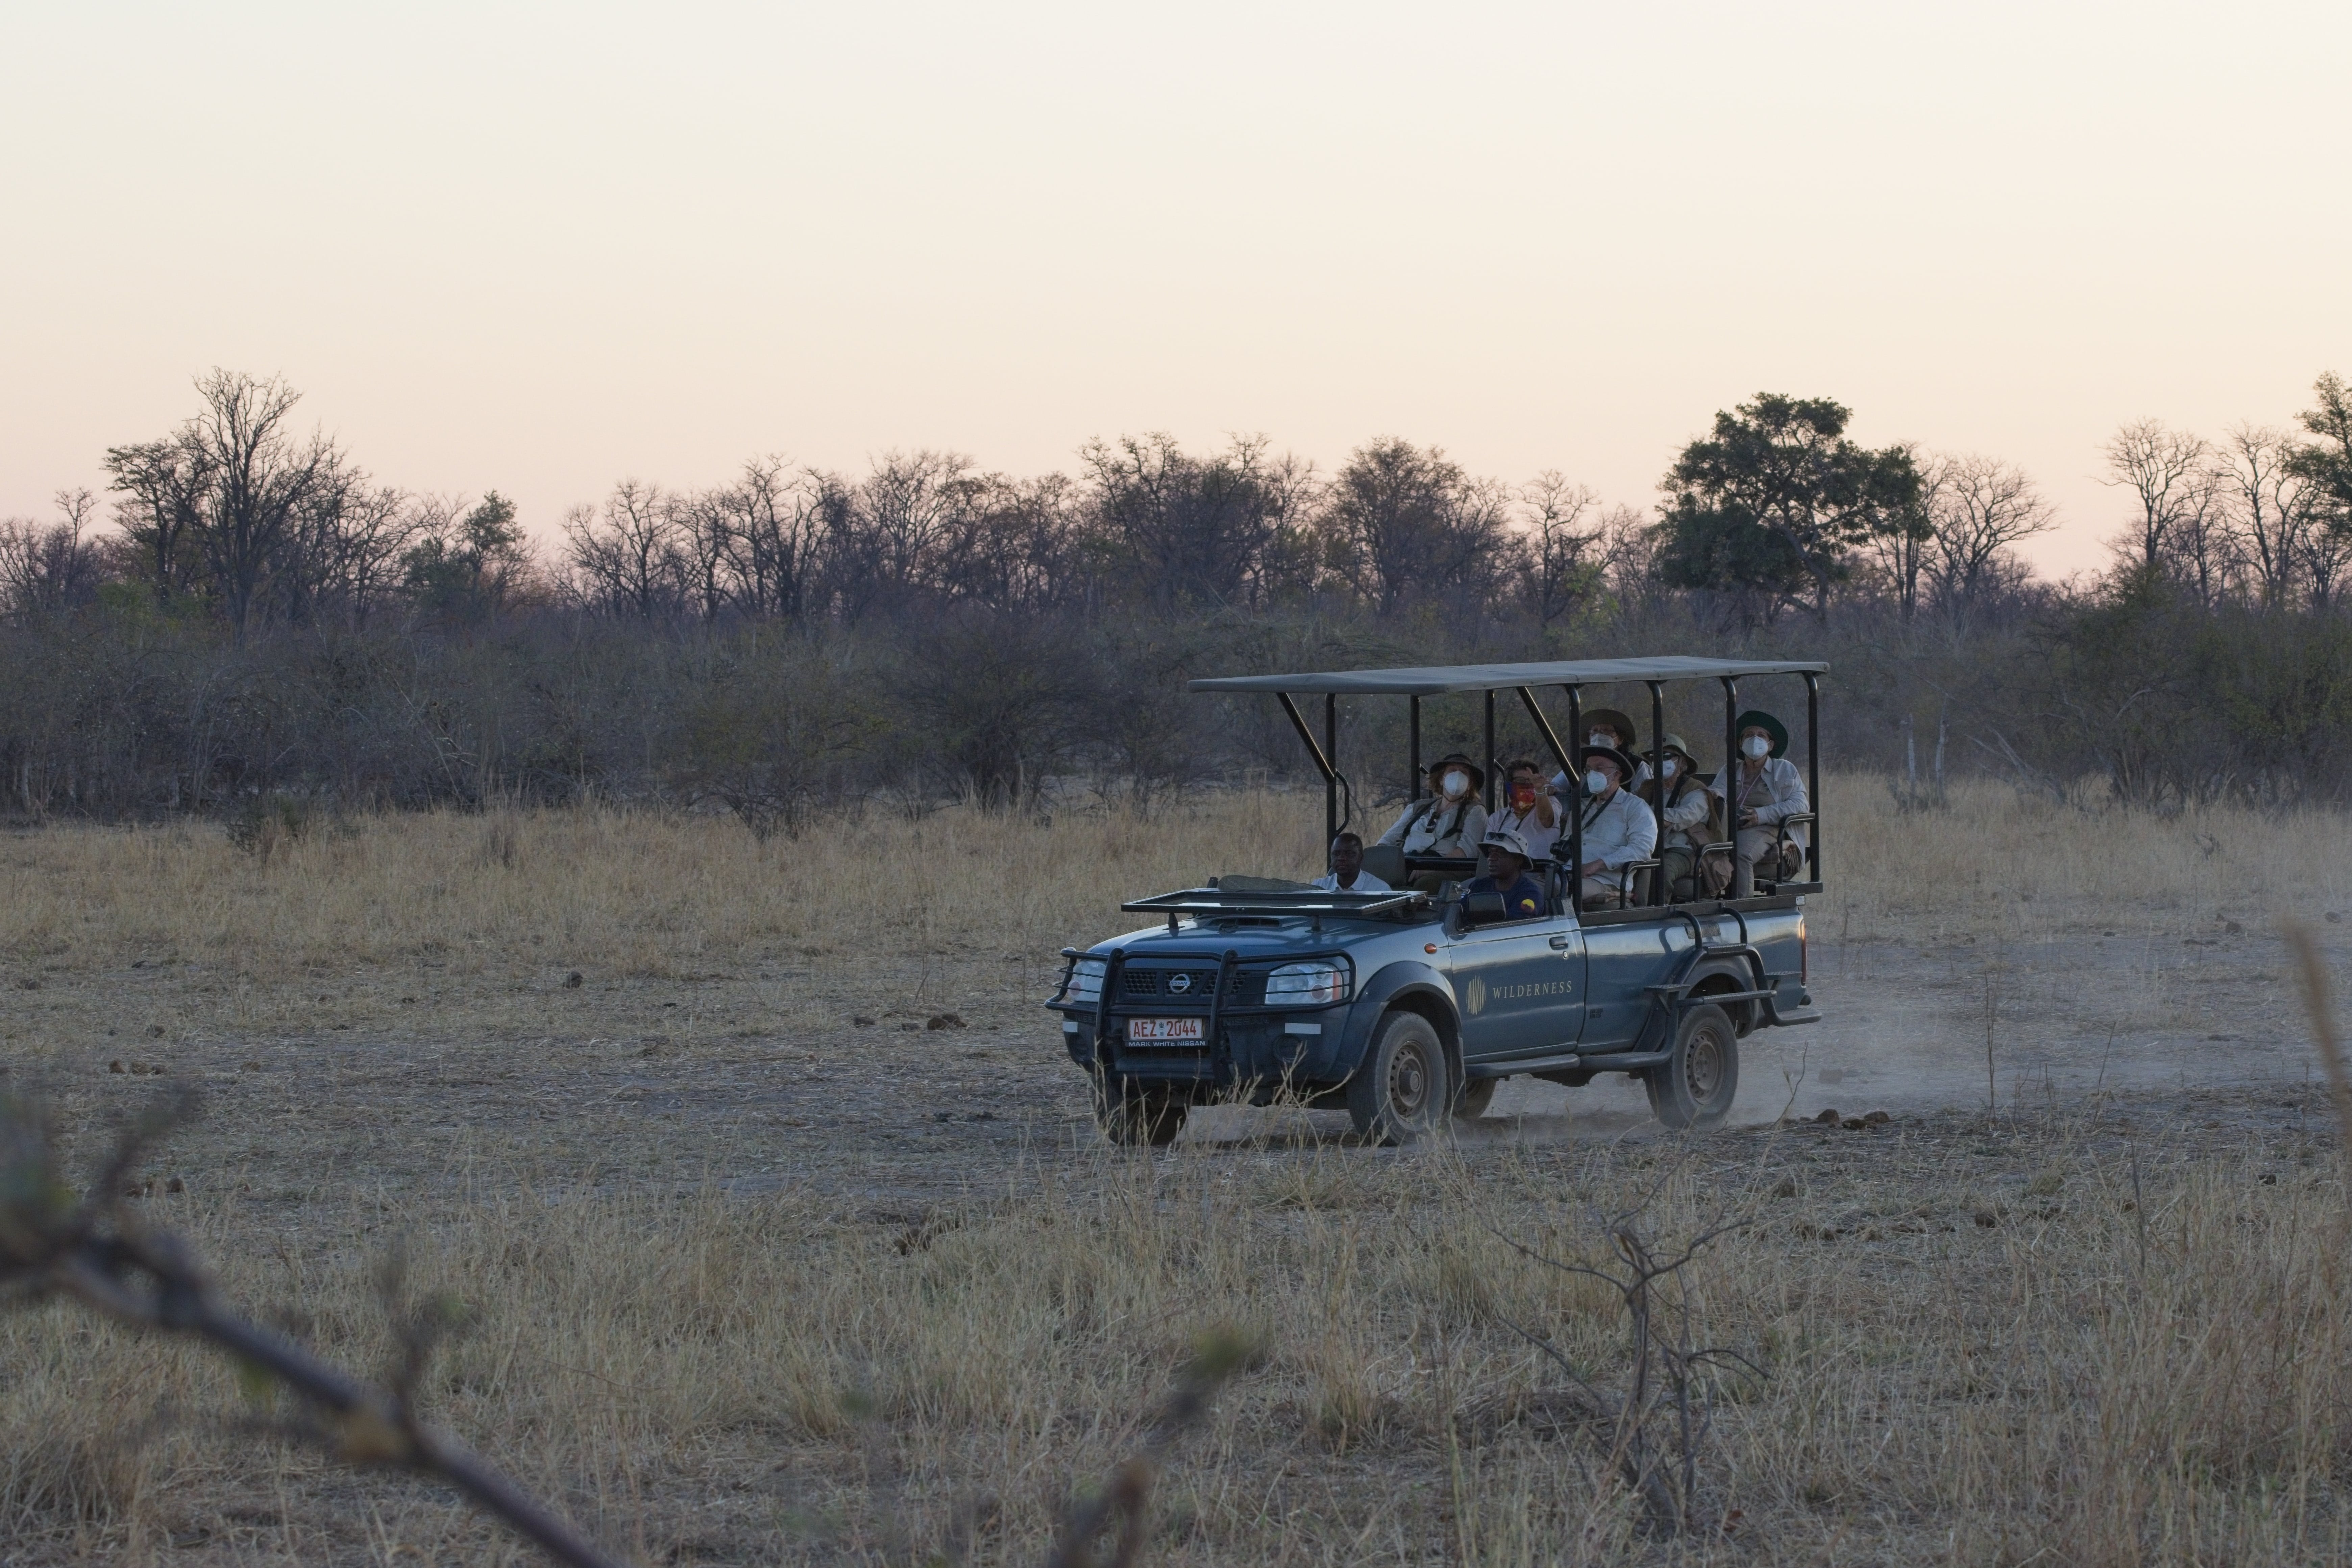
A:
[1049,657,1826,1144]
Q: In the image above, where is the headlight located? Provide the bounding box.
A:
[1265,961,1348,1007]
[1060,957,1108,1005]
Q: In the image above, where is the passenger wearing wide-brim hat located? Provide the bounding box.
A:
[1552,708,1653,796]
[1643,734,1727,900]
[1376,751,1489,861]
[1706,709,1809,896]
[1568,742,1658,908]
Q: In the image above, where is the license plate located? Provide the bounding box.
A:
[1127,1017,1205,1043]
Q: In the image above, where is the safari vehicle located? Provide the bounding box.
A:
[1047,657,1825,1144]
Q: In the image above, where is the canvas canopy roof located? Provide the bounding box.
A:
[1187,656,1827,698]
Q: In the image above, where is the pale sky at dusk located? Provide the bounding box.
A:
[4,1,2347,578]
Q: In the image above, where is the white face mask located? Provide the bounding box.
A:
[1586,732,1610,748]
[1743,735,1772,760]
[1661,758,1679,778]
[1441,770,1470,798]
[1584,769,1611,796]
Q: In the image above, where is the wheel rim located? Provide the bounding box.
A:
[1389,1040,1430,1117]
[1683,1025,1723,1102]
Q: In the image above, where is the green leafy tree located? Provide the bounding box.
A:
[400,492,533,622]
[2288,372,2352,522]
[1652,393,1921,622]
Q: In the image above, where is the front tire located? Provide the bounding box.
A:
[1347,1010,1451,1145]
[1095,1077,1187,1147]
[1643,1002,1739,1130]
[1455,1077,1499,1119]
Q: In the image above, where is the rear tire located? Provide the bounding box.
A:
[1095,1077,1187,1147]
[1347,1010,1450,1145]
[1643,1002,1739,1130]
[1455,1077,1499,1119]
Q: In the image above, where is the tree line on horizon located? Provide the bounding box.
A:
[8,369,2348,636]
[1,369,2349,823]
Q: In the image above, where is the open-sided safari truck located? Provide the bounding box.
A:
[1048,657,1826,1144]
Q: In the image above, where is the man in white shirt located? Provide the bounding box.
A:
[1310,832,1392,893]
[1571,744,1658,908]
[1706,710,1810,897]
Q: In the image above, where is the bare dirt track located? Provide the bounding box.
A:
[27,913,2345,1218]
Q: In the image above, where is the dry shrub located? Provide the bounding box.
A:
[4,777,2349,995]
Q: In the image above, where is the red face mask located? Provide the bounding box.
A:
[1510,784,1537,809]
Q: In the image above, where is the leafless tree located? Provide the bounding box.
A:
[281,476,419,628]
[104,371,355,638]
[673,457,823,620]
[931,471,1090,612]
[561,480,688,619]
[0,490,107,617]
[2214,424,2317,610]
[1922,452,2057,616]
[2102,418,2211,572]
[1518,472,1604,627]
[1082,433,1310,608]
[1326,437,1510,613]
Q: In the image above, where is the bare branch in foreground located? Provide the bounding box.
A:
[0,1086,630,1568]
[2282,920,2352,1205]
[1044,1330,1252,1568]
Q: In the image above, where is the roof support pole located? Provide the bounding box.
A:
[1483,690,1496,813]
[1515,686,1573,784]
[1324,693,1339,846]
[1275,692,1336,784]
[1409,695,1421,802]
[1565,685,1583,915]
[1648,680,1667,906]
[1805,671,1822,884]
[1721,677,1740,892]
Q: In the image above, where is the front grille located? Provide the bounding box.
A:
[1122,967,1224,1000]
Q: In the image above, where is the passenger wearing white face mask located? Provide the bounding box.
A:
[1376,752,1490,876]
[1706,710,1809,897]
[1570,744,1657,908]
[1640,735,1727,899]
[1548,708,1651,798]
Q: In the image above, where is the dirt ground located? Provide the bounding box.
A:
[9,784,2352,1564]
[20,908,2347,1218]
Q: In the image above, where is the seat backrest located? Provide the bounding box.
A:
[1360,842,1408,887]
[1460,890,1507,926]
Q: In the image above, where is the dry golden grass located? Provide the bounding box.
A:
[4,779,2352,1564]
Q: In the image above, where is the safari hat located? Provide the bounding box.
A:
[1581,708,1639,749]
[1733,710,1789,758]
[1426,752,1486,793]
[1580,742,1639,783]
[1658,733,1696,764]
[1478,826,1531,861]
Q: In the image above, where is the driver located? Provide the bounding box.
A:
[1375,753,1488,860]
[1312,831,1391,893]
[1464,827,1547,920]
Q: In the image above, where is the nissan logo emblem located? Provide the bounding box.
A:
[1168,973,1192,994]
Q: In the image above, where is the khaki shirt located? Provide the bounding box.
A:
[1709,757,1810,846]
[1377,797,1488,857]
